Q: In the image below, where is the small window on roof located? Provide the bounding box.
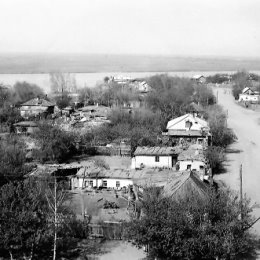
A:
[155,155,160,162]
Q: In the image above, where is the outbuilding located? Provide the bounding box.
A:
[131,146,179,169]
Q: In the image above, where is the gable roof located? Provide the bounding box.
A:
[192,75,205,80]
[134,146,180,156]
[166,113,208,130]
[21,98,55,107]
[163,171,209,200]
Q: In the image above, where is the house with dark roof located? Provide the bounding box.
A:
[19,98,55,118]
[131,146,180,169]
[163,171,210,201]
[164,113,212,147]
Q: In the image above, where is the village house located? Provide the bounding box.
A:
[176,146,206,172]
[163,171,210,201]
[131,146,179,169]
[71,165,180,190]
[129,80,151,93]
[13,121,39,134]
[192,75,206,84]
[238,87,259,103]
[164,113,212,147]
[19,97,55,119]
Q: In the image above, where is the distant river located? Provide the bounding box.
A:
[1,70,260,93]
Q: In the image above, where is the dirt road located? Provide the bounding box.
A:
[214,87,260,234]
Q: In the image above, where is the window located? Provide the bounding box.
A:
[155,155,160,162]
[198,138,203,145]
[185,120,192,129]
[187,164,191,170]
[199,165,204,170]
[103,180,107,188]
[116,181,120,188]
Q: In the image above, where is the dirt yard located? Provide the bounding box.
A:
[213,87,260,237]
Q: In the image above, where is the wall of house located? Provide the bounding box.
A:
[71,177,133,190]
[177,160,205,171]
[238,94,259,103]
[131,155,173,169]
[103,178,133,189]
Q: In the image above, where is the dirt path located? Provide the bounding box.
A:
[214,87,260,235]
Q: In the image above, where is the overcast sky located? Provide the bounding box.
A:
[0,0,259,57]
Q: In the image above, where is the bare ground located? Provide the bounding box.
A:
[214,87,260,237]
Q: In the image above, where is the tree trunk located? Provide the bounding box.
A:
[9,250,13,260]
[53,177,57,260]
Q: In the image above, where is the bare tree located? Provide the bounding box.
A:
[49,73,77,93]
[45,177,67,260]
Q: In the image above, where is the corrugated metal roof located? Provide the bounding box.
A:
[134,146,180,156]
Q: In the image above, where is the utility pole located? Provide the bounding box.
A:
[240,164,243,221]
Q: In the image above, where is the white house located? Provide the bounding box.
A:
[176,147,206,172]
[71,167,134,190]
[165,114,211,146]
[192,75,206,84]
[131,146,179,169]
[238,87,259,103]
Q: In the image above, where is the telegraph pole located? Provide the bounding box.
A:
[240,164,243,220]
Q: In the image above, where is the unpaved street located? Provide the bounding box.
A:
[214,87,260,234]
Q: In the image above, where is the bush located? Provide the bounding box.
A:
[125,187,258,260]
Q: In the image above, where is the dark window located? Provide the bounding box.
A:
[103,180,107,187]
[187,164,191,170]
[185,120,192,129]
[198,138,203,145]
[155,156,160,162]
[199,165,204,170]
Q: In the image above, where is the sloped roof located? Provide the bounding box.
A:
[21,98,55,107]
[178,147,206,162]
[163,171,209,200]
[166,113,208,130]
[14,121,38,127]
[134,146,180,156]
[192,75,205,80]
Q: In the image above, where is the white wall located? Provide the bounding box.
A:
[178,160,205,171]
[71,177,133,190]
[239,94,259,102]
[131,155,173,169]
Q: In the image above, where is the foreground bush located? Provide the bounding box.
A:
[125,187,258,260]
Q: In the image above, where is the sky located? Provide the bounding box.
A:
[0,0,259,57]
